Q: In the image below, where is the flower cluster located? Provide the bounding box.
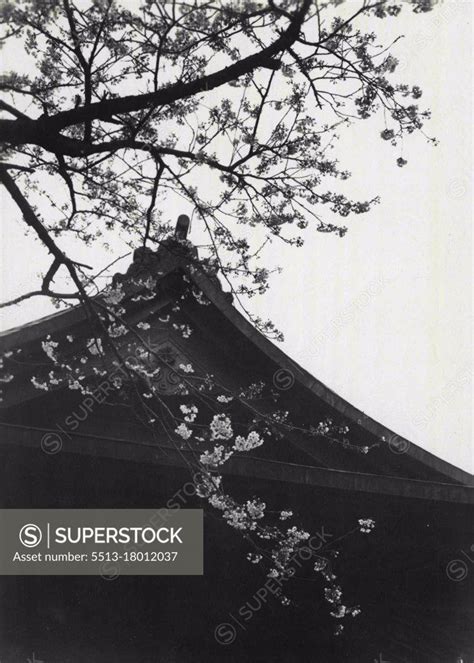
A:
[239,381,265,399]
[180,404,198,423]
[103,284,125,305]
[330,604,347,619]
[207,492,268,533]
[380,128,395,141]
[41,337,59,363]
[216,394,233,403]
[267,526,311,578]
[223,505,252,531]
[173,323,193,339]
[200,445,232,466]
[192,288,210,306]
[179,363,194,374]
[175,423,192,440]
[233,431,262,452]
[195,474,222,498]
[286,526,310,545]
[246,498,266,520]
[324,586,342,605]
[210,414,233,441]
[48,371,61,386]
[329,603,360,623]
[208,493,228,509]
[246,553,263,564]
[108,324,127,338]
[313,418,349,437]
[87,338,103,356]
[313,419,332,436]
[271,410,289,424]
[313,558,327,572]
[31,376,49,391]
[358,518,375,534]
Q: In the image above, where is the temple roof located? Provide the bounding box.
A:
[1,228,472,497]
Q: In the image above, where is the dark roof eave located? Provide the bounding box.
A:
[1,422,473,505]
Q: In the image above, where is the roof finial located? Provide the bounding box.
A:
[175,214,190,240]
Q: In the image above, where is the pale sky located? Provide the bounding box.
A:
[1,1,472,472]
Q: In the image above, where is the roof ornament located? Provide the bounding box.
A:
[175,214,190,240]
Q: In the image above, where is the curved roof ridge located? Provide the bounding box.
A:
[187,265,473,487]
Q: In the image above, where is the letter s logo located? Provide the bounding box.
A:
[19,523,42,548]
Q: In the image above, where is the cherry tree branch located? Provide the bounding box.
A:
[0,0,311,147]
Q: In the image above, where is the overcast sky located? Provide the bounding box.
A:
[1,1,472,472]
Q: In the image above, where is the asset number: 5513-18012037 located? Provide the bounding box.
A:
[91,551,179,562]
